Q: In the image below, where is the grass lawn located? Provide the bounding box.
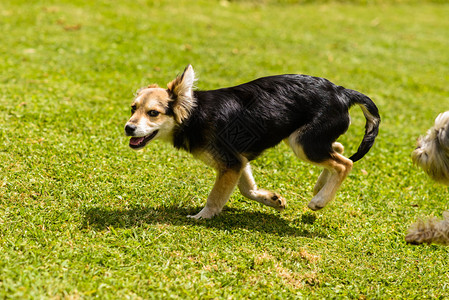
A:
[1,0,449,298]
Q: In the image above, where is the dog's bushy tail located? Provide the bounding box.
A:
[344,89,381,162]
[405,211,449,245]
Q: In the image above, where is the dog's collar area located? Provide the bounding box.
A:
[129,130,159,149]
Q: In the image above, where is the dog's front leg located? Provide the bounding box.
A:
[188,168,241,219]
[238,163,286,210]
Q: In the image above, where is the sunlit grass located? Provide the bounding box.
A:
[1,0,448,298]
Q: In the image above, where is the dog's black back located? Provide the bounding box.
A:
[172,74,380,168]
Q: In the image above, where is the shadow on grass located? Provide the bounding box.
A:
[81,205,326,238]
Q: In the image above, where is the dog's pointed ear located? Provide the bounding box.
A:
[167,65,197,123]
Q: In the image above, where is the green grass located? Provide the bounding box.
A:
[1,0,449,298]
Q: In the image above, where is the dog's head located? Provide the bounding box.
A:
[124,65,196,149]
[412,111,449,185]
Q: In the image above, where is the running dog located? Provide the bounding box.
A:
[406,111,449,245]
[124,65,380,219]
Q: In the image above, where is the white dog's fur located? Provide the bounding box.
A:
[406,111,449,245]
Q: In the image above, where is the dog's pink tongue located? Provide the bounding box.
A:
[129,137,144,146]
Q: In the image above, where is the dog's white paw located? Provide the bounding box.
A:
[308,201,324,211]
[266,193,286,211]
[308,195,330,211]
[187,207,219,219]
[253,190,286,211]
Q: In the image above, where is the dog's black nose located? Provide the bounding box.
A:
[125,124,137,135]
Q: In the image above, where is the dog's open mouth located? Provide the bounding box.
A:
[129,130,158,149]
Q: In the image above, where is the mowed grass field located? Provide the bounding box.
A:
[1,0,449,298]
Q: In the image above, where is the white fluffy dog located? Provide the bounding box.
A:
[405,111,449,245]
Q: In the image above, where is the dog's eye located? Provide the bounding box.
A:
[131,105,137,114]
[148,110,160,117]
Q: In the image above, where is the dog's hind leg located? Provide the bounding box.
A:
[188,168,241,219]
[287,129,352,211]
[308,153,353,211]
[238,162,286,211]
[313,142,344,195]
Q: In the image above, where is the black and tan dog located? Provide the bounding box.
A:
[125,65,380,219]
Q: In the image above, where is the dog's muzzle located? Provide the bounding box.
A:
[125,124,159,149]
